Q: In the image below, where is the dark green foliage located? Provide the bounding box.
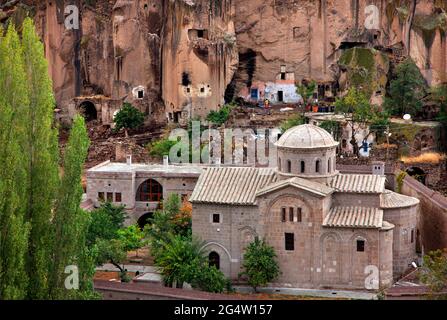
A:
[420,250,447,299]
[149,138,177,158]
[206,103,234,126]
[114,102,145,136]
[296,80,316,104]
[155,234,228,293]
[86,202,126,247]
[384,58,427,116]
[432,84,447,125]
[240,238,280,292]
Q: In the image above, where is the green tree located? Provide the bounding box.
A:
[21,18,60,299]
[384,58,427,116]
[48,115,91,299]
[0,23,31,300]
[114,102,145,137]
[335,88,388,157]
[240,238,280,292]
[296,80,316,105]
[86,202,126,247]
[432,84,447,124]
[117,225,146,257]
[420,249,447,299]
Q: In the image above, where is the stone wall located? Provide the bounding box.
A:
[401,176,447,252]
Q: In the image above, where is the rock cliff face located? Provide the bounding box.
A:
[1,0,446,124]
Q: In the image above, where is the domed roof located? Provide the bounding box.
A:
[276,124,339,149]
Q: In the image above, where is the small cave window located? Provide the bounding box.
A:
[356,240,365,252]
[182,72,191,86]
[186,87,191,93]
[200,87,205,93]
[197,30,204,38]
[138,90,144,99]
[79,101,97,122]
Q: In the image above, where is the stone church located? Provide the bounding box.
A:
[190,124,420,290]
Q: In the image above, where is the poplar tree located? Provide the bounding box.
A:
[0,24,31,300]
[21,17,60,299]
[48,115,90,299]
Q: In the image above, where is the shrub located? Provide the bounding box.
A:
[206,104,234,126]
[114,102,145,137]
[148,138,177,158]
[240,238,280,292]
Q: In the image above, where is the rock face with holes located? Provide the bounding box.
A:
[1,0,446,123]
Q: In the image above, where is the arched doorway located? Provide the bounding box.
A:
[136,179,163,202]
[209,252,220,270]
[406,167,427,185]
[137,212,154,230]
[79,101,97,122]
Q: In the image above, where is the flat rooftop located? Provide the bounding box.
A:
[88,161,204,175]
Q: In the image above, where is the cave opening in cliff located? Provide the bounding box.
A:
[79,101,97,122]
[239,49,257,88]
[182,72,191,86]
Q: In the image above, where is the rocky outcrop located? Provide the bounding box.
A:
[1,0,446,124]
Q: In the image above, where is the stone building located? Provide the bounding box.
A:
[86,157,202,227]
[190,124,420,290]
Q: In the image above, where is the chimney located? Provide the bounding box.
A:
[126,155,132,166]
[372,161,385,176]
[163,155,169,167]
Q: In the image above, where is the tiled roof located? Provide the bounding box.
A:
[323,206,384,229]
[256,177,334,198]
[189,167,277,205]
[329,174,385,194]
[380,190,420,209]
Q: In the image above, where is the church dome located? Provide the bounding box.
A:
[276,124,339,149]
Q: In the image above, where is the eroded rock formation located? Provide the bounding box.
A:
[0,0,446,124]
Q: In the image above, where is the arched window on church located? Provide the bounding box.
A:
[278,158,282,171]
[209,252,220,270]
[287,160,292,173]
[300,161,305,173]
[316,160,321,173]
[328,158,331,173]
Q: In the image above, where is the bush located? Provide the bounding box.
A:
[86,202,126,247]
[114,102,145,136]
[148,138,177,158]
[240,238,280,292]
[189,263,229,293]
[206,104,234,126]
